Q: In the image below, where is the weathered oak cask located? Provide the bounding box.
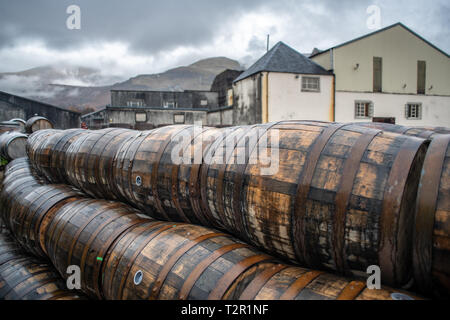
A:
[102,221,276,300]
[0,232,86,300]
[113,125,223,223]
[413,134,450,298]
[0,121,21,133]
[25,116,54,134]
[64,128,138,199]
[202,121,428,287]
[355,122,450,139]
[3,184,82,258]
[232,264,420,300]
[0,131,28,161]
[10,118,26,132]
[43,198,151,298]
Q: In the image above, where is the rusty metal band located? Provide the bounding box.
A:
[125,132,153,205]
[91,218,148,299]
[33,195,80,255]
[178,243,249,300]
[336,280,366,300]
[67,133,91,190]
[292,123,348,266]
[51,130,82,170]
[117,224,177,299]
[151,127,191,221]
[232,122,282,243]
[104,221,165,299]
[216,125,259,232]
[378,136,425,285]
[417,130,435,139]
[208,254,273,300]
[91,130,126,196]
[188,128,216,225]
[173,127,212,224]
[78,212,135,294]
[413,134,449,292]
[200,127,241,228]
[279,270,323,300]
[171,164,190,223]
[333,129,381,274]
[67,202,124,267]
[113,132,137,200]
[239,264,289,300]
[148,232,227,300]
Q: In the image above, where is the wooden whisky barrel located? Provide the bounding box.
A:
[413,134,450,298]
[355,122,450,139]
[9,118,26,133]
[112,125,223,223]
[43,198,151,298]
[0,131,28,161]
[231,264,420,300]
[3,184,82,258]
[64,128,137,199]
[25,116,54,134]
[102,221,276,300]
[0,233,86,300]
[201,121,428,287]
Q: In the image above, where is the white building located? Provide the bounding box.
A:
[232,42,334,125]
[310,23,450,126]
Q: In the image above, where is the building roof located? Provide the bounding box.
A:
[310,22,450,59]
[234,42,331,83]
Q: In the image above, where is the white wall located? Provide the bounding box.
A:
[336,91,450,126]
[268,72,333,122]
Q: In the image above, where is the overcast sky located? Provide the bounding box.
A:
[0,0,448,81]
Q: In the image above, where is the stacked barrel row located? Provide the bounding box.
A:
[0,218,86,300]
[25,121,450,297]
[0,158,419,300]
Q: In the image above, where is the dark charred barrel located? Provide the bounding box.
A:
[64,128,138,199]
[354,122,450,139]
[413,134,450,298]
[2,183,82,258]
[43,198,151,298]
[102,220,421,301]
[201,121,428,287]
[27,129,88,183]
[113,125,223,223]
[0,232,86,300]
[0,131,28,161]
[25,116,54,134]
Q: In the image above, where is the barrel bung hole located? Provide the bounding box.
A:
[134,270,143,285]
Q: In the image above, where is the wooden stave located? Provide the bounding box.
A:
[202,121,427,287]
[43,198,152,299]
[413,134,450,298]
[25,116,54,134]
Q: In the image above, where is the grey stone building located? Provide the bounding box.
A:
[0,90,81,129]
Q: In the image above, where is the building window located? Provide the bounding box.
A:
[417,61,426,94]
[174,113,185,124]
[135,113,147,122]
[405,103,422,120]
[164,101,176,109]
[355,101,374,119]
[301,76,320,92]
[200,100,208,106]
[127,100,144,107]
[373,57,383,93]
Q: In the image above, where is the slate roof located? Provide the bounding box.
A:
[234,42,331,83]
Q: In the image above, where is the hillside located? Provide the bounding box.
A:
[0,57,243,113]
